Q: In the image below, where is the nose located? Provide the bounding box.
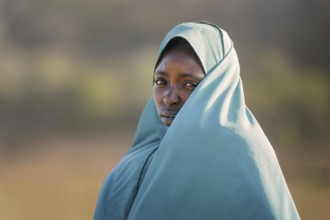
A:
[163,85,180,106]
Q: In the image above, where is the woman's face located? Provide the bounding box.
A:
[153,48,205,126]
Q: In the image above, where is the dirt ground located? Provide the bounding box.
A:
[0,134,329,220]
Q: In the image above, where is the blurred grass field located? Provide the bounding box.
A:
[0,133,329,220]
[0,134,131,220]
[1,1,329,219]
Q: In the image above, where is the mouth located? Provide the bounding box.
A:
[160,112,178,126]
[161,113,177,119]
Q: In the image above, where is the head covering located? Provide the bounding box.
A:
[94,22,300,220]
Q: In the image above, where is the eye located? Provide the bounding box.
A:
[154,78,167,86]
[184,81,198,88]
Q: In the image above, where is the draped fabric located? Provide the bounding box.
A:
[94,22,300,220]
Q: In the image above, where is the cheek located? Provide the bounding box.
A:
[153,87,163,110]
[180,90,194,103]
[153,86,161,101]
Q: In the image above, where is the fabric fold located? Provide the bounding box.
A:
[94,22,300,220]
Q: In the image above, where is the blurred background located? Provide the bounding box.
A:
[0,0,329,219]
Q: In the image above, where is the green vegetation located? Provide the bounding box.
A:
[0,1,329,219]
[1,0,328,148]
[244,48,329,149]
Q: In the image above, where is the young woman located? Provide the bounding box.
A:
[94,22,300,220]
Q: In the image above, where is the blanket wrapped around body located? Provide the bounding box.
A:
[94,22,300,220]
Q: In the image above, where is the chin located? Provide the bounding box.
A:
[163,122,172,127]
[161,119,172,127]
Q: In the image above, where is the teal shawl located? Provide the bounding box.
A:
[94,22,300,220]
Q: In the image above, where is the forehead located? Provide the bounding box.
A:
[156,37,205,72]
[154,49,205,81]
[155,49,202,72]
[156,47,204,72]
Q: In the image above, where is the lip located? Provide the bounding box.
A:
[160,111,178,126]
[160,112,178,118]
[161,114,177,119]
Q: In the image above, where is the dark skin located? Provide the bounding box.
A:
[153,48,205,126]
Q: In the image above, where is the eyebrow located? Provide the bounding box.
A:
[154,71,197,78]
